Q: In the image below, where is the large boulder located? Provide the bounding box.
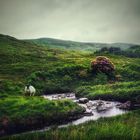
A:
[91,56,115,75]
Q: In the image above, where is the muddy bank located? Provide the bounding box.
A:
[0,110,85,137]
[0,96,85,137]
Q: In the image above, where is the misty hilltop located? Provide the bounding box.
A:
[24,36,139,51]
[0,33,140,54]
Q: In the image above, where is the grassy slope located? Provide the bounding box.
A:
[0,33,140,104]
[0,96,84,135]
[0,34,139,83]
[75,81,140,102]
[0,34,89,82]
[0,34,140,139]
[0,34,85,135]
[1,34,140,97]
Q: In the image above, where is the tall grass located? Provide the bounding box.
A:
[75,81,140,102]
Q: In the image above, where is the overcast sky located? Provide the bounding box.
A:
[0,0,140,43]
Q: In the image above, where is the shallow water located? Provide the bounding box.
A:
[43,93,127,128]
[64,103,125,126]
[10,93,127,136]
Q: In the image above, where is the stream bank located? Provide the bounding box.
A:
[1,93,130,137]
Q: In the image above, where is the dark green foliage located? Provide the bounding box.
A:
[27,65,89,94]
[93,73,108,85]
[0,80,23,97]
[96,45,140,58]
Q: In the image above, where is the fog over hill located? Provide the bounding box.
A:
[25,37,140,51]
[0,33,139,52]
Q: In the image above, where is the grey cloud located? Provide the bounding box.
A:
[0,0,140,44]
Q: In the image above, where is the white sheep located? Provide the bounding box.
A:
[24,85,36,96]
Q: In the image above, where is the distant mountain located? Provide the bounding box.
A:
[0,34,139,52]
[25,38,105,51]
[25,37,139,51]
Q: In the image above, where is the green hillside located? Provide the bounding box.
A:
[0,34,140,138]
[1,34,140,96]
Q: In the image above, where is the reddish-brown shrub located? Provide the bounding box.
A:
[91,56,115,74]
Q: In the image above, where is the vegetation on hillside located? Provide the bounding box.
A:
[75,81,140,102]
[0,34,140,139]
[95,46,140,58]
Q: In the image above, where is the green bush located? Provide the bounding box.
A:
[93,73,108,85]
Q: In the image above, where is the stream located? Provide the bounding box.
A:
[6,93,128,137]
[42,93,127,129]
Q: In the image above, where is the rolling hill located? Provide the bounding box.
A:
[0,33,140,95]
[0,33,140,139]
[25,37,139,51]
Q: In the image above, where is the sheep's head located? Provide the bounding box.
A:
[26,84,30,89]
